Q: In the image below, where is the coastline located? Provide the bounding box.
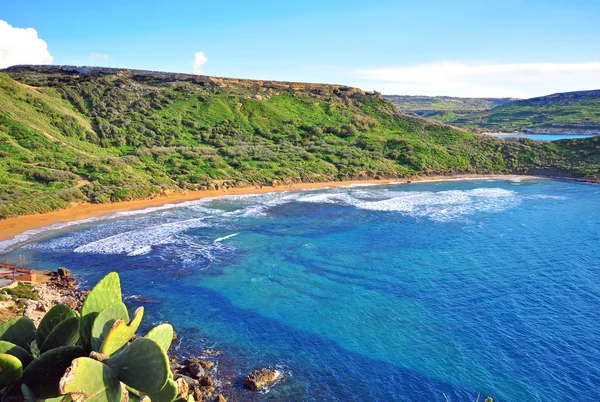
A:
[0,174,538,244]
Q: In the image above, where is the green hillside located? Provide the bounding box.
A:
[386,91,600,133]
[0,65,599,219]
[384,95,514,122]
[451,90,600,133]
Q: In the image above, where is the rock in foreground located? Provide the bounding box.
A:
[243,368,282,391]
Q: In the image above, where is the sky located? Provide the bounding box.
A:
[1,0,600,97]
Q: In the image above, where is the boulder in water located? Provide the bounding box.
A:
[243,368,282,391]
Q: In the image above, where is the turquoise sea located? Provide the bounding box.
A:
[491,133,596,141]
[1,178,599,401]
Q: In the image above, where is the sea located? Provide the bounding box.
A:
[1,178,599,401]
[490,133,596,141]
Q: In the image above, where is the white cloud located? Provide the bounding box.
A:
[354,61,600,98]
[192,51,208,74]
[0,20,52,68]
[90,52,109,63]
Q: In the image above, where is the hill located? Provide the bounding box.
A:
[0,65,599,218]
[384,95,515,121]
[453,90,600,133]
[386,91,600,134]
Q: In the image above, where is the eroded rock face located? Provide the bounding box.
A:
[189,363,206,378]
[243,368,282,391]
[57,267,71,277]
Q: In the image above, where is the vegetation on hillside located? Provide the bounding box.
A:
[384,95,513,122]
[386,91,600,133]
[0,66,599,219]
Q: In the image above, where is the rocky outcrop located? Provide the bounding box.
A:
[57,267,71,277]
[23,270,85,325]
[171,356,220,402]
[243,368,282,391]
[2,65,367,97]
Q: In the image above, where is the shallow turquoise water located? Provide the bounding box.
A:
[491,133,596,141]
[2,178,599,401]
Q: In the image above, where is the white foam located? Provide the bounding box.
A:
[353,188,520,222]
[165,235,235,268]
[108,199,218,218]
[214,233,240,243]
[0,215,105,253]
[0,197,231,254]
[0,181,554,255]
[342,183,381,188]
[224,205,270,218]
[126,245,154,256]
[296,192,357,205]
[73,218,207,255]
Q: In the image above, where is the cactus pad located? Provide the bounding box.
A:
[36,304,77,348]
[59,357,122,402]
[145,323,174,352]
[100,307,144,356]
[91,301,129,352]
[0,353,23,388]
[106,338,168,393]
[21,384,38,402]
[0,316,35,351]
[80,272,122,352]
[144,378,178,402]
[21,346,86,399]
[0,340,33,367]
[40,316,80,353]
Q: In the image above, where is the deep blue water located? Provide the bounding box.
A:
[2,178,600,401]
[491,133,596,141]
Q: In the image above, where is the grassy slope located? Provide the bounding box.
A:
[0,67,599,219]
[453,91,600,133]
[386,91,600,133]
[383,95,514,123]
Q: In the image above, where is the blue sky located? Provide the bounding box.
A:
[1,0,600,97]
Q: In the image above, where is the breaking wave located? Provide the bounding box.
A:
[73,218,208,255]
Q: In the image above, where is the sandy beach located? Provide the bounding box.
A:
[0,174,537,243]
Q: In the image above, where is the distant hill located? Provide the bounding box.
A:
[457,90,600,133]
[385,90,600,134]
[0,65,598,218]
[384,95,515,119]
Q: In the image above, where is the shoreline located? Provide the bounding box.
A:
[0,174,539,244]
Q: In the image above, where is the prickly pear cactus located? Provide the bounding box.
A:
[0,316,35,351]
[80,272,122,352]
[91,301,129,352]
[20,384,37,402]
[0,340,33,367]
[21,346,85,399]
[59,357,122,402]
[106,338,169,393]
[39,316,80,353]
[99,307,144,356]
[36,304,77,348]
[145,323,174,352]
[144,378,178,402]
[0,353,23,388]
